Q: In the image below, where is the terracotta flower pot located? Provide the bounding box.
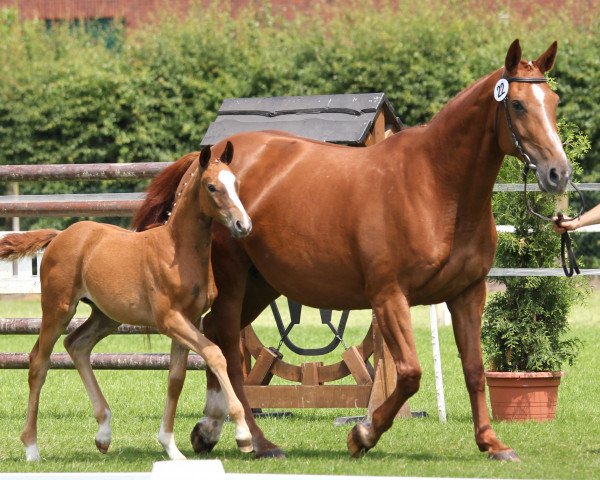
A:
[485,371,564,422]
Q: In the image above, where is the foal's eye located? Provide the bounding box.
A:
[511,100,525,112]
[207,184,217,193]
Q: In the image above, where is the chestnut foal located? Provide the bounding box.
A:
[0,143,253,461]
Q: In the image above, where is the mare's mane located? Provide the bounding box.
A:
[131,152,197,231]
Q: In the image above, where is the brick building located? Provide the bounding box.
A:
[0,1,326,27]
[0,1,594,30]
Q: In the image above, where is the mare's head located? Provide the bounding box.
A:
[496,39,571,194]
[197,142,252,238]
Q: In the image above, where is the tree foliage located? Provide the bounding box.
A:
[0,0,598,231]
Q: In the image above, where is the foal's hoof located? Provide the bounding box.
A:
[254,447,286,459]
[95,439,110,455]
[489,449,521,462]
[236,438,254,454]
[190,423,216,454]
[347,424,372,458]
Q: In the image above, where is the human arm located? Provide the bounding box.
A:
[553,202,600,234]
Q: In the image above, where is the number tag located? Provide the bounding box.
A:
[494,79,509,102]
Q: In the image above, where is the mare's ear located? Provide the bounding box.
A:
[199,146,211,169]
[534,41,558,73]
[505,39,522,73]
[221,141,234,165]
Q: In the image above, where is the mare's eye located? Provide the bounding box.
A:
[511,100,525,112]
[207,184,217,193]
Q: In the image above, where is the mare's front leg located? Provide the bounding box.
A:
[348,290,421,457]
[446,281,519,461]
[63,306,119,455]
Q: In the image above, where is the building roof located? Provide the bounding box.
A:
[200,92,402,147]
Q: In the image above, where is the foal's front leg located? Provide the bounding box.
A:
[446,281,519,461]
[158,311,252,454]
[157,339,190,460]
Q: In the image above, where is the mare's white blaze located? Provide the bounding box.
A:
[531,84,566,157]
[218,170,251,228]
[95,408,112,446]
[25,443,41,462]
[158,422,186,460]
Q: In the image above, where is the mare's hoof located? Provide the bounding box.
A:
[190,423,216,454]
[236,438,254,454]
[95,439,110,455]
[347,424,370,458]
[489,449,520,462]
[254,448,285,459]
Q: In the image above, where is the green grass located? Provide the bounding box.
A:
[1,293,600,477]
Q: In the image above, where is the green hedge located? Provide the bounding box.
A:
[1,1,598,229]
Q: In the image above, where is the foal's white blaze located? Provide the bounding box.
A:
[217,170,252,229]
[531,84,566,158]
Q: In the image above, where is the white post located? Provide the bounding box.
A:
[429,304,447,423]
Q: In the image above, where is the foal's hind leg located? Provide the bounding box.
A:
[21,301,77,461]
[158,312,252,454]
[63,306,119,455]
[447,281,519,461]
[348,290,421,457]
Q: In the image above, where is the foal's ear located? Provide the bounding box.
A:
[221,141,234,165]
[199,146,211,169]
[505,39,522,73]
[534,41,558,73]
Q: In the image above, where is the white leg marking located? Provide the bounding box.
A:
[158,422,186,460]
[197,389,226,444]
[95,408,112,447]
[217,170,252,229]
[24,443,41,462]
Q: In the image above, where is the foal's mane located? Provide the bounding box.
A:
[131,152,198,231]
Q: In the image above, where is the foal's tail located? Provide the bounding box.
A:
[0,230,59,261]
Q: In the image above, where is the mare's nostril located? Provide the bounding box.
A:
[235,220,243,232]
[548,168,559,186]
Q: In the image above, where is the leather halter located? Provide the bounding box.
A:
[495,73,584,277]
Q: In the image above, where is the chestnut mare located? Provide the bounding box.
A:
[133,40,571,461]
[0,144,253,461]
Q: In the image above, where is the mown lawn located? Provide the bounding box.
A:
[0,292,599,478]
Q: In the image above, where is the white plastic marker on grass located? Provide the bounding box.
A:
[429,304,447,423]
[151,459,225,480]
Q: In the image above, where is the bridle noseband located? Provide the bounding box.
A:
[495,73,585,277]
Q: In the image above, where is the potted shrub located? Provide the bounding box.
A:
[482,120,590,421]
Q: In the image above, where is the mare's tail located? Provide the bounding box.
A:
[0,230,59,261]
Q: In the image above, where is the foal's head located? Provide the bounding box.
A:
[496,39,571,194]
[197,142,252,238]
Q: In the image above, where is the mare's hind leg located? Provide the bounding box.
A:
[192,272,283,458]
[21,300,77,461]
[157,311,252,454]
[446,281,518,461]
[348,290,421,457]
[157,339,190,460]
[63,305,119,455]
